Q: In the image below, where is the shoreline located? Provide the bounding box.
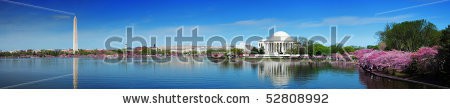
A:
[359,66,449,89]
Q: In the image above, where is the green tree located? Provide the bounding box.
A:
[92,49,99,55]
[250,47,259,54]
[112,49,124,54]
[307,40,315,56]
[78,49,90,55]
[343,46,357,53]
[104,50,115,55]
[230,48,243,56]
[377,19,441,51]
[149,49,156,55]
[258,46,265,54]
[313,43,330,55]
[0,51,12,57]
[297,37,315,56]
[191,50,198,55]
[26,49,33,55]
[367,45,379,49]
[142,47,149,55]
[207,48,227,55]
[437,25,450,74]
[330,44,342,54]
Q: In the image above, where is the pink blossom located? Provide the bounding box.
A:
[354,49,414,72]
[354,49,374,59]
[386,50,412,71]
[412,47,438,61]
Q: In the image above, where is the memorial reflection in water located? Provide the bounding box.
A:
[255,61,358,88]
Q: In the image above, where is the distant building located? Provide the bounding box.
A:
[61,49,71,53]
[33,49,41,53]
[134,46,145,52]
[160,46,207,54]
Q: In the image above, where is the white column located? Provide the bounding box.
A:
[279,43,281,53]
[278,43,280,53]
[275,43,277,53]
[272,43,274,53]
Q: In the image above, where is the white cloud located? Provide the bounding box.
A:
[375,0,449,15]
[299,15,412,28]
[225,18,278,26]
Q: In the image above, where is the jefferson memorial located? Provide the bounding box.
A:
[258,31,298,56]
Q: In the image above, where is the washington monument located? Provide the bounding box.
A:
[73,16,78,54]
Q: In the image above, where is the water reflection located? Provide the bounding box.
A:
[0,58,441,89]
[73,58,78,89]
[254,61,359,88]
[250,61,437,89]
[358,69,439,89]
[257,61,293,87]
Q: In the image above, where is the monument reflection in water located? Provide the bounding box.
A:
[0,58,438,89]
[73,58,78,89]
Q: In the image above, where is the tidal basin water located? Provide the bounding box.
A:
[0,58,437,89]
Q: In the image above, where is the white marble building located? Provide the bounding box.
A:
[258,31,297,56]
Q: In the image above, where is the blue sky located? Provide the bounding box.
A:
[0,0,449,50]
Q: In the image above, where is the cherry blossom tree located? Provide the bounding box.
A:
[354,47,438,73]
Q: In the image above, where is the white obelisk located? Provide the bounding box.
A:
[73,16,78,54]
